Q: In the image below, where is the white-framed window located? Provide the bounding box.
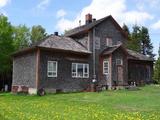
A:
[72,63,89,78]
[106,37,112,46]
[47,61,57,77]
[103,60,109,75]
[116,59,123,65]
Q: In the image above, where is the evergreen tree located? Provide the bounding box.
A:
[153,45,160,84]
[122,23,130,35]
[139,26,155,58]
[129,25,141,52]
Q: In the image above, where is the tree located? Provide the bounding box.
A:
[124,24,155,59]
[122,23,132,48]
[13,25,30,50]
[153,45,160,84]
[0,15,14,73]
[31,25,47,44]
[128,25,141,52]
[122,23,130,35]
[139,26,154,58]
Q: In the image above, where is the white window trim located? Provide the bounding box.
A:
[47,61,57,77]
[103,60,109,75]
[116,59,123,65]
[72,63,89,78]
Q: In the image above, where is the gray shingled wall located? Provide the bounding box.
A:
[12,51,37,88]
[94,19,127,85]
[39,50,92,92]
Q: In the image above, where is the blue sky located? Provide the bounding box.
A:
[0,0,160,58]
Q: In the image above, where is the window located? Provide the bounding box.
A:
[72,63,89,78]
[116,59,123,65]
[106,37,112,46]
[47,61,57,77]
[103,60,109,75]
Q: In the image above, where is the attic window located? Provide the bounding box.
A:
[116,59,123,65]
[106,37,112,46]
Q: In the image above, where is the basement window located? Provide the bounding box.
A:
[72,63,89,78]
[47,61,57,77]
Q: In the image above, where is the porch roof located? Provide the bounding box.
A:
[101,44,154,62]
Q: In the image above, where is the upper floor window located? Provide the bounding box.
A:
[103,60,109,75]
[47,61,57,77]
[72,63,89,78]
[116,59,123,65]
[106,37,112,46]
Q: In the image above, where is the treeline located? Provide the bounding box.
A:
[0,14,47,90]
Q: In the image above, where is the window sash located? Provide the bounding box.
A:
[103,60,109,75]
[47,61,57,77]
[106,38,112,46]
[116,59,123,65]
[72,63,89,78]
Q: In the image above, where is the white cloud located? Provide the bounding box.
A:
[56,9,67,18]
[56,0,153,33]
[151,20,160,30]
[0,0,10,8]
[122,11,153,25]
[37,0,50,10]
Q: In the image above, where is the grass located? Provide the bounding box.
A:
[0,85,160,120]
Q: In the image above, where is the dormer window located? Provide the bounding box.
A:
[106,37,112,46]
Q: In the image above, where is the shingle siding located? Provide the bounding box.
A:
[12,51,37,88]
[39,50,92,92]
[94,19,127,85]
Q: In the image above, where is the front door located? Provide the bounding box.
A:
[117,66,123,85]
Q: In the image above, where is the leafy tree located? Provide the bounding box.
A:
[0,15,14,73]
[31,25,47,44]
[153,45,160,84]
[13,25,30,50]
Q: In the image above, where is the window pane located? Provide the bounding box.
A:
[103,60,109,74]
[83,64,89,78]
[47,61,57,77]
[84,64,88,73]
[77,64,83,77]
[72,64,76,73]
[52,62,56,71]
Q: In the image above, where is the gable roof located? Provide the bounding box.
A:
[101,44,153,62]
[65,15,128,38]
[127,49,154,61]
[13,35,91,56]
[101,44,128,56]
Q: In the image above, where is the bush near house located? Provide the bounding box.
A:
[0,85,160,120]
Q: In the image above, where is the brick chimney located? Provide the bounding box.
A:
[85,13,92,24]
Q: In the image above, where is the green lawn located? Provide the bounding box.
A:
[0,85,160,120]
